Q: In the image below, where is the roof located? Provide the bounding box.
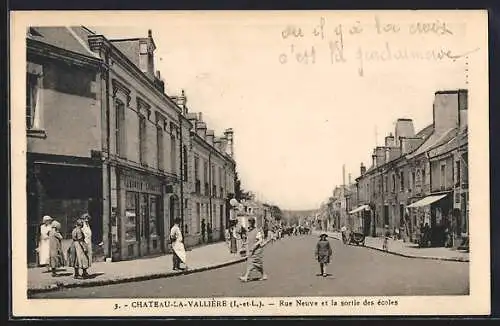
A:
[415,123,434,139]
[28,26,98,59]
[428,127,468,159]
[110,40,140,68]
[407,127,457,159]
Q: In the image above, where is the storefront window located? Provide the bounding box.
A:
[140,194,148,238]
[125,192,138,241]
[150,196,159,238]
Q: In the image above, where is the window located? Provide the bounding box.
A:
[422,169,426,187]
[115,101,126,157]
[196,203,201,233]
[183,146,188,181]
[139,115,147,165]
[157,126,164,170]
[194,155,200,193]
[392,174,396,193]
[26,73,39,130]
[400,171,404,192]
[440,164,446,190]
[170,135,177,175]
[125,192,138,242]
[411,171,416,192]
[456,161,461,186]
[149,196,159,238]
[384,176,388,193]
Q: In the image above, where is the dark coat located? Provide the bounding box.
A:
[315,239,333,264]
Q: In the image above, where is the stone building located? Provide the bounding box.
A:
[26,26,236,264]
[353,89,468,243]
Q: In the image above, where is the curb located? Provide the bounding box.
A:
[324,234,469,263]
[28,256,247,296]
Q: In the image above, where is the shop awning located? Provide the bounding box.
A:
[349,204,370,214]
[406,194,447,208]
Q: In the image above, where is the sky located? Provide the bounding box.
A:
[88,11,482,210]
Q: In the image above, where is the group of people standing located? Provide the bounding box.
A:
[37,214,93,279]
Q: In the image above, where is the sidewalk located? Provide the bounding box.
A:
[315,230,469,262]
[28,241,246,295]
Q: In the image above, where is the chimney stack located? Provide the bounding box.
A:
[433,91,460,133]
[224,128,234,157]
[385,133,395,147]
[342,164,346,186]
[394,119,415,146]
[360,163,366,175]
[206,130,215,146]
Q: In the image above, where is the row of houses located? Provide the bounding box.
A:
[26,26,237,264]
[321,89,469,247]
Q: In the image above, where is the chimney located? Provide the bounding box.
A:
[206,129,215,146]
[139,29,156,79]
[360,163,366,175]
[223,128,234,157]
[385,147,390,163]
[375,147,386,166]
[214,137,222,151]
[385,133,395,147]
[372,154,377,167]
[196,121,207,139]
[394,119,415,146]
[400,137,407,154]
[433,90,460,133]
[198,112,203,122]
[342,164,346,186]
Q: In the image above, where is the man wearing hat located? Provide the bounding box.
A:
[38,215,53,269]
[315,233,333,277]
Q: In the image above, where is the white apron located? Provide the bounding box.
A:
[38,224,51,265]
[170,225,186,263]
[82,223,93,265]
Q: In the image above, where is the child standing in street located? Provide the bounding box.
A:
[315,233,333,277]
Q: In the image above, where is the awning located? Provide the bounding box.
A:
[406,194,447,208]
[349,204,370,214]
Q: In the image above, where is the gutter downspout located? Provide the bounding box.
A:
[208,151,213,241]
[103,54,113,260]
[178,113,184,239]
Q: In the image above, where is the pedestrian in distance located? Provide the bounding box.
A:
[201,219,206,243]
[315,233,333,277]
[48,220,65,277]
[170,217,188,271]
[383,225,391,252]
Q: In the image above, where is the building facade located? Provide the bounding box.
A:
[352,89,468,245]
[26,26,236,264]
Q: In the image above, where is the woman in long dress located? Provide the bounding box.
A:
[81,214,93,265]
[170,217,188,270]
[67,218,90,279]
[48,220,65,277]
[230,226,238,254]
[239,217,268,282]
[38,215,53,269]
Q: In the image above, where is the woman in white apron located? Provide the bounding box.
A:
[38,215,53,269]
[170,218,187,270]
[81,213,93,265]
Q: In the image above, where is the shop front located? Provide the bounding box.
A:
[117,169,165,260]
[27,153,103,265]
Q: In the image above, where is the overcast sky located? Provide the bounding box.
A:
[89,11,482,210]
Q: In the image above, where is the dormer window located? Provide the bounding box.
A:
[140,42,148,54]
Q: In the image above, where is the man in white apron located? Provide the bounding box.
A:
[170,218,187,270]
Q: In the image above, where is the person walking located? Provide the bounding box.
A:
[383,225,391,252]
[170,217,187,270]
[67,217,91,279]
[230,226,238,254]
[239,217,268,282]
[201,219,206,243]
[315,233,333,277]
[37,215,53,270]
[48,220,65,277]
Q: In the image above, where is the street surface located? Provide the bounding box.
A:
[31,235,469,298]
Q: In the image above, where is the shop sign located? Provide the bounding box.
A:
[124,174,161,193]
